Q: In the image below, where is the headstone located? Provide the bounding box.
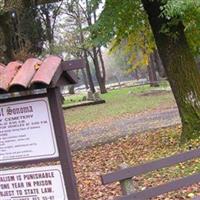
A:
[94,92,101,101]
[87,91,94,101]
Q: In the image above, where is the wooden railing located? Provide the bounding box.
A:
[101,148,200,200]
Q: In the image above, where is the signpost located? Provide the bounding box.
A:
[0,89,79,200]
[0,56,81,200]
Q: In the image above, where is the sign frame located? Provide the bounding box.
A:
[0,88,79,200]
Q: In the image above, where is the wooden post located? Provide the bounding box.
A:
[47,87,80,200]
[119,163,135,195]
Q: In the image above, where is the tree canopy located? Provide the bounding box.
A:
[89,0,200,142]
[90,0,200,55]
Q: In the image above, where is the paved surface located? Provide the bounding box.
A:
[68,107,181,151]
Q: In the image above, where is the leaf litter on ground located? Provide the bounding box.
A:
[72,126,200,200]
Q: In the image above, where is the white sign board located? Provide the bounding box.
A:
[0,165,68,200]
[0,97,58,163]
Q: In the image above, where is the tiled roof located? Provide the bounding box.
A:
[0,64,5,74]
[0,55,77,93]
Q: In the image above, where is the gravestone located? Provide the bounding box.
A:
[87,91,94,101]
[0,56,80,200]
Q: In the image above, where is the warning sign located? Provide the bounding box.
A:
[0,165,67,200]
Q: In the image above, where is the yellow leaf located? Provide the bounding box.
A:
[188,193,195,198]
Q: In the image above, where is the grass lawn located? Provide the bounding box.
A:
[64,84,176,126]
[64,94,85,106]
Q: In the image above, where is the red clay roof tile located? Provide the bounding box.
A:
[0,55,77,93]
[0,64,5,74]
[0,61,22,92]
[10,58,42,89]
[31,55,62,85]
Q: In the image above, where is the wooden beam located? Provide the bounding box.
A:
[102,147,200,185]
[62,59,86,71]
[117,173,200,200]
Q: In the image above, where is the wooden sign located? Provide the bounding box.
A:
[0,55,80,200]
[0,88,79,200]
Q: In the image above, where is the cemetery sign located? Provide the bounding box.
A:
[0,56,81,200]
[0,97,58,163]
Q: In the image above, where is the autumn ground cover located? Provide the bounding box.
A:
[65,85,200,199]
[73,126,200,200]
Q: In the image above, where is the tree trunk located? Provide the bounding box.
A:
[83,51,96,93]
[134,68,139,80]
[98,47,106,84]
[142,0,200,142]
[43,6,54,53]
[85,2,107,94]
[81,68,89,90]
[92,47,107,94]
[148,52,159,87]
[76,1,96,93]
[154,49,166,78]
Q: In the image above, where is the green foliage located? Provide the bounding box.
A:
[163,0,200,18]
[90,0,155,71]
[117,25,155,71]
[163,0,200,54]
[90,0,200,56]
[90,0,145,46]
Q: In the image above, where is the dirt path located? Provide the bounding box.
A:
[68,107,180,151]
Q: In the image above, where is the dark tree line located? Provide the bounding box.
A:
[0,0,107,94]
[0,1,45,63]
